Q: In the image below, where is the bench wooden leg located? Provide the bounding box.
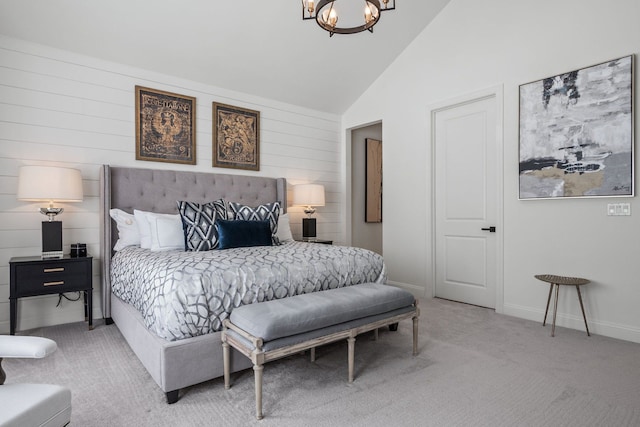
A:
[254,364,264,420]
[373,328,379,341]
[310,347,316,362]
[347,336,355,383]
[222,341,231,389]
[412,315,419,356]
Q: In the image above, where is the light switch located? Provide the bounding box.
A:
[607,203,631,216]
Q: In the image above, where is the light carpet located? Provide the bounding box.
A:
[6,298,640,426]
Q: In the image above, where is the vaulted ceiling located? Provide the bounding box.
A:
[0,0,451,114]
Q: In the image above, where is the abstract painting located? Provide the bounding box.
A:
[519,55,633,199]
[135,86,196,165]
[212,102,260,171]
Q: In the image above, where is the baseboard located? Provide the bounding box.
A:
[385,280,428,299]
[503,303,640,344]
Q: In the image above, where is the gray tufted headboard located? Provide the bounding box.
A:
[99,165,287,318]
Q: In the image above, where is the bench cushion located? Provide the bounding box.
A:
[229,283,415,341]
[228,305,416,352]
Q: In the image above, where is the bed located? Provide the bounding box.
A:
[99,165,386,403]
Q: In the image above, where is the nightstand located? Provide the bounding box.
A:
[296,239,333,245]
[9,255,93,335]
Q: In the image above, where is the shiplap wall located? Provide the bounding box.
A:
[0,35,342,333]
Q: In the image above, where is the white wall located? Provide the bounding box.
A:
[0,35,342,333]
[344,0,640,342]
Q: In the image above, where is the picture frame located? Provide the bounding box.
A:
[135,86,196,165]
[518,55,633,199]
[212,102,260,171]
[365,138,382,223]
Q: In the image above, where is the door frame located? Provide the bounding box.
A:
[428,86,505,313]
[345,120,383,249]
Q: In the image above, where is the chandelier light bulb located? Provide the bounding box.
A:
[322,7,338,28]
[364,2,379,23]
[329,8,338,27]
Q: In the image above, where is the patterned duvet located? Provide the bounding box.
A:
[111,242,386,341]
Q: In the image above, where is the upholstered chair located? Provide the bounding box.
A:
[0,335,71,427]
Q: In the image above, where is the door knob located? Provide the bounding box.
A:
[481,226,496,232]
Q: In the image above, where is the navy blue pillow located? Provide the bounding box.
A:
[216,219,273,250]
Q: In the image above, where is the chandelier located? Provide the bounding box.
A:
[302,0,396,37]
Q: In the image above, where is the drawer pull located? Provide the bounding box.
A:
[44,281,64,287]
[44,268,65,273]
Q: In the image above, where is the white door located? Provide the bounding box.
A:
[434,95,498,309]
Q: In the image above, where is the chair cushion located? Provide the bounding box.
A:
[0,336,57,359]
[0,383,71,427]
[229,283,415,341]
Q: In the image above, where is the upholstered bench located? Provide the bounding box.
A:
[221,283,420,420]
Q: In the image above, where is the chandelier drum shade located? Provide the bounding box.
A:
[302,0,396,36]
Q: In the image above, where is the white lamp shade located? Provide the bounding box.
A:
[17,166,84,202]
[293,184,325,207]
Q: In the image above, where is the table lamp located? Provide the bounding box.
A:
[293,184,325,241]
[17,166,84,258]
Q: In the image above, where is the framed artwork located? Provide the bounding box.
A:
[212,102,260,171]
[519,55,633,199]
[365,138,382,223]
[135,86,196,165]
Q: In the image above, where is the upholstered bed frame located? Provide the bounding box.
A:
[99,165,287,403]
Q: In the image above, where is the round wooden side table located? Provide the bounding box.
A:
[535,274,590,337]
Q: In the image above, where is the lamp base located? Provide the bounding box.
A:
[302,218,317,241]
[42,221,63,259]
[41,252,64,260]
[39,207,64,222]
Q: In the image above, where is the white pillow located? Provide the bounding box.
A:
[275,213,294,243]
[134,210,153,249]
[109,209,140,251]
[135,210,184,251]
